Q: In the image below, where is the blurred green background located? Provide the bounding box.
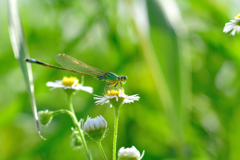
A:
[1,0,240,159]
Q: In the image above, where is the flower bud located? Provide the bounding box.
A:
[118,146,145,160]
[83,115,107,142]
[70,128,83,150]
[38,110,53,125]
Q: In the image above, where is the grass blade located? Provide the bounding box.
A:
[8,0,45,140]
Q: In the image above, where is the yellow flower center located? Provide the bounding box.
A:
[62,76,79,86]
[107,89,124,96]
[235,13,240,20]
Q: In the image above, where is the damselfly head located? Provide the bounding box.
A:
[120,76,127,83]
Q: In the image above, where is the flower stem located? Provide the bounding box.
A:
[113,106,120,160]
[67,95,92,160]
[97,141,108,160]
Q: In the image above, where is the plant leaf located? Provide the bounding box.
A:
[8,0,46,140]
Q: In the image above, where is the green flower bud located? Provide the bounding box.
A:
[83,115,107,142]
[70,128,83,150]
[38,110,53,125]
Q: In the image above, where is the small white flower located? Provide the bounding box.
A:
[46,76,93,94]
[83,115,107,141]
[94,89,140,107]
[118,146,145,160]
[223,13,240,36]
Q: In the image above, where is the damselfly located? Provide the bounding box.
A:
[25,54,127,90]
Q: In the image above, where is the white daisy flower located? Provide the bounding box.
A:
[46,76,93,94]
[94,89,140,107]
[223,13,240,36]
[118,146,145,160]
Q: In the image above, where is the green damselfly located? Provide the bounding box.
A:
[25,54,127,90]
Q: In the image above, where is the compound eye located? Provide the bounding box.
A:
[121,76,127,81]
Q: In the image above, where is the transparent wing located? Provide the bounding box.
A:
[55,54,106,77]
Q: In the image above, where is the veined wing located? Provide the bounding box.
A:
[55,54,106,77]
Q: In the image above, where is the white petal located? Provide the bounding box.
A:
[71,79,79,87]
[46,81,65,90]
[230,27,237,36]
[93,95,104,100]
[99,115,107,126]
[122,94,140,104]
[87,121,93,130]
[127,94,140,100]
[94,96,109,105]
[74,85,93,93]
[223,21,237,33]
[140,150,145,160]
[95,117,102,128]
[236,26,240,33]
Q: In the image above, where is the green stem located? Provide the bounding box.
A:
[51,109,69,116]
[113,106,120,160]
[67,95,92,160]
[97,141,108,160]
